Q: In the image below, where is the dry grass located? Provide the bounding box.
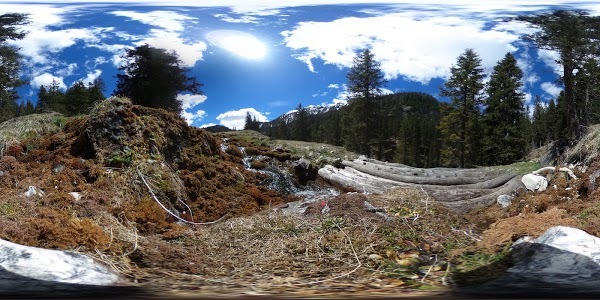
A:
[563,124,600,167]
[0,112,65,156]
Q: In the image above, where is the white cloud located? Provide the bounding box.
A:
[138,30,207,66]
[538,49,563,76]
[56,63,78,77]
[331,84,350,105]
[177,94,208,110]
[77,69,102,86]
[200,123,217,128]
[541,82,562,99]
[110,10,194,32]
[523,92,533,105]
[328,83,339,89]
[282,13,518,83]
[214,13,260,24]
[15,27,111,65]
[177,94,208,126]
[181,110,207,126]
[31,73,66,90]
[216,108,269,129]
[85,56,109,69]
[107,10,207,67]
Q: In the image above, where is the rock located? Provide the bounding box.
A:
[52,164,65,173]
[292,158,317,185]
[466,226,600,296]
[24,186,44,198]
[292,158,311,171]
[521,174,548,192]
[69,192,82,201]
[0,238,118,285]
[496,194,514,208]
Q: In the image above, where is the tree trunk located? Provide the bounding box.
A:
[320,157,523,214]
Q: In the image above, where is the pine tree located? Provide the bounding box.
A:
[531,96,546,148]
[47,79,66,114]
[36,85,49,112]
[0,13,29,122]
[346,49,387,100]
[482,53,526,165]
[517,10,600,144]
[439,49,485,167]
[114,44,203,114]
[292,103,308,141]
[342,48,387,155]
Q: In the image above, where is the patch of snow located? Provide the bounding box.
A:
[0,239,118,285]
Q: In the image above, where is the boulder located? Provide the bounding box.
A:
[465,226,600,296]
[496,194,513,208]
[521,174,548,192]
[0,238,118,285]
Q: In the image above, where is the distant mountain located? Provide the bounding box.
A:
[265,102,346,126]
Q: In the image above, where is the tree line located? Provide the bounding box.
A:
[257,10,600,168]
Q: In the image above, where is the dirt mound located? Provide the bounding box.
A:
[0,97,292,252]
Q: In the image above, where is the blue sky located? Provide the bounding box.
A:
[1,1,597,129]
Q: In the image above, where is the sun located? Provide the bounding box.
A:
[206,30,267,60]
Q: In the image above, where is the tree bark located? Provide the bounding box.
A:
[320,157,523,214]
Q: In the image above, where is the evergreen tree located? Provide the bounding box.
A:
[0,13,29,122]
[87,77,106,105]
[291,103,308,141]
[244,112,253,130]
[114,44,203,114]
[243,111,260,131]
[438,49,485,167]
[65,81,89,115]
[36,85,49,112]
[346,49,387,100]
[47,79,66,114]
[342,49,386,156]
[531,96,546,148]
[482,53,527,165]
[546,99,559,142]
[517,10,600,144]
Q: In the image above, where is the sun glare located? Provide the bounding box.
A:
[207,30,267,60]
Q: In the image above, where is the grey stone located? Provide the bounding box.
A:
[468,226,600,296]
[24,186,43,198]
[0,238,118,285]
[521,174,548,192]
[496,194,514,208]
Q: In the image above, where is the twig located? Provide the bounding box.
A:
[442,262,451,286]
[451,228,481,242]
[123,226,138,256]
[137,168,227,225]
[419,186,429,212]
[421,254,437,283]
[296,225,362,286]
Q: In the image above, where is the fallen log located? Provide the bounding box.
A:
[361,157,504,175]
[440,177,524,214]
[319,161,522,214]
[342,159,513,187]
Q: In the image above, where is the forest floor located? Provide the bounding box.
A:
[0,98,599,298]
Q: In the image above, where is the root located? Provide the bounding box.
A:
[532,166,577,179]
[137,168,227,225]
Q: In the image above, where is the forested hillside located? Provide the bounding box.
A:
[259,92,441,167]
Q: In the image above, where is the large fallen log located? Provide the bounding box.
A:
[319,158,524,214]
[342,159,514,187]
[439,176,524,214]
